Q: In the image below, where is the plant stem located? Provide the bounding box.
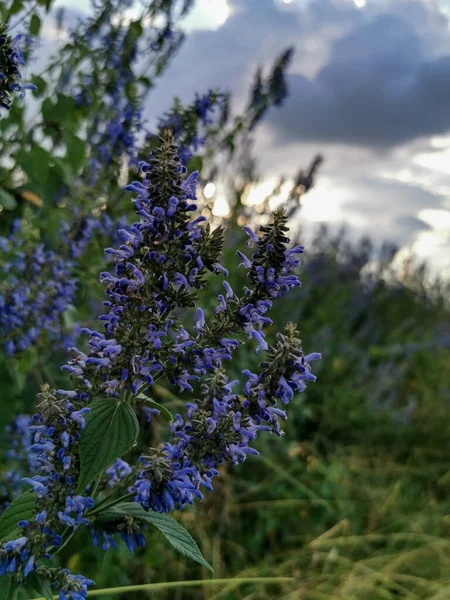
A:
[88,491,135,517]
[30,577,295,599]
[131,368,166,402]
[51,530,76,556]
[90,469,105,500]
[8,1,38,29]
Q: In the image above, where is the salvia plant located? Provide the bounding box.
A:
[0,130,320,598]
[0,5,301,419]
[152,91,228,165]
[0,5,322,597]
[0,415,37,511]
[0,219,77,358]
[0,211,121,359]
[0,23,36,112]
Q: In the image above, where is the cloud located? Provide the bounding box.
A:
[269,2,450,148]
[145,0,450,151]
[297,172,442,245]
[51,0,449,268]
[144,0,304,120]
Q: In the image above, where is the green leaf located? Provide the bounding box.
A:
[0,576,12,597]
[15,347,37,376]
[36,0,53,10]
[100,503,213,572]
[77,399,139,492]
[224,134,235,155]
[0,492,37,542]
[138,75,153,88]
[186,156,203,175]
[5,580,19,600]
[128,20,143,39]
[63,132,86,173]
[51,157,74,188]
[29,14,41,36]
[24,573,53,600]
[0,189,17,211]
[137,394,173,423]
[31,76,48,98]
[42,94,77,129]
[0,353,22,425]
[41,97,54,124]
[38,159,74,210]
[17,147,50,187]
[7,0,24,17]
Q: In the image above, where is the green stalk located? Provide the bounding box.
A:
[51,529,76,556]
[90,469,106,500]
[46,526,72,556]
[30,577,295,599]
[132,368,166,402]
[88,491,135,517]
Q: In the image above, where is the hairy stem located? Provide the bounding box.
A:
[88,491,135,517]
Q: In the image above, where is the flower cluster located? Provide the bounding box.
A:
[61,210,122,260]
[65,16,145,186]
[155,91,228,164]
[0,415,37,512]
[58,132,320,515]
[132,329,320,512]
[95,100,141,168]
[91,516,147,554]
[0,133,319,595]
[0,385,92,594]
[61,132,225,401]
[0,210,122,357]
[0,24,36,112]
[46,568,94,600]
[0,220,79,356]
[86,91,143,185]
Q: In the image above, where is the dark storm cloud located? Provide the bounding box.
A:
[146,0,450,150]
[269,6,450,148]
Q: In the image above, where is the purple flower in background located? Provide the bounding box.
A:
[0,223,78,356]
[0,25,36,112]
[155,91,227,165]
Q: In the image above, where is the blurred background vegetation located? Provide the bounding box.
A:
[1,1,450,598]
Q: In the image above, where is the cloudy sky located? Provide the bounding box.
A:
[56,0,450,274]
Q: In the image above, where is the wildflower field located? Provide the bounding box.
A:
[0,1,449,598]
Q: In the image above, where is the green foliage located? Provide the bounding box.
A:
[99,503,213,572]
[29,14,41,36]
[77,399,139,492]
[2,573,53,600]
[36,0,53,11]
[7,1,25,17]
[5,579,18,600]
[16,147,50,189]
[0,357,24,428]
[0,189,17,211]
[63,132,86,174]
[0,492,37,541]
[23,573,53,600]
